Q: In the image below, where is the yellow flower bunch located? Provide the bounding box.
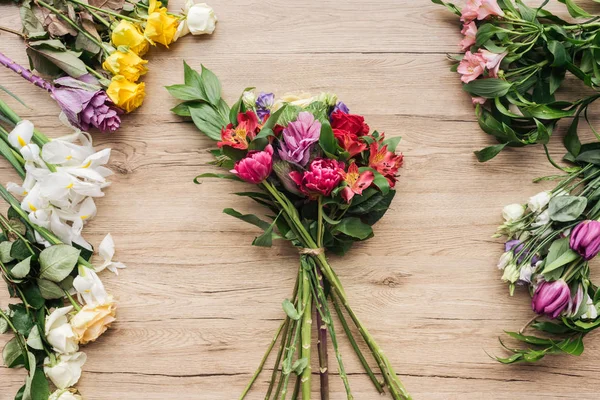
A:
[145,0,180,47]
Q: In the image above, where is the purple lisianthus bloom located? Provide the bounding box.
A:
[52,75,121,133]
[256,92,275,121]
[332,101,349,114]
[278,111,321,166]
[505,239,539,265]
[570,220,600,260]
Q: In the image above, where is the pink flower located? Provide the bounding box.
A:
[460,22,477,51]
[532,280,571,319]
[231,145,274,184]
[289,158,344,198]
[338,162,374,203]
[457,51,485,83]
[278,111,321,166]
[570,220,600,260]
[472,96,486,105]
[480,49,507,77]
[461,0,504,22]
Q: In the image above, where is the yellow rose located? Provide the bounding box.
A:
[102,49,148,82]
[70,300,116,345]
[144,1,180,47]
[111,20,150,56]
[107,76,146,113]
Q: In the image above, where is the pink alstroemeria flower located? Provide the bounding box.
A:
[461,0,504,22]
[460,22,477,51]
[457,51,485,83]
[480,49,507,77]
[472,97,486,105]
[338,162,374,203]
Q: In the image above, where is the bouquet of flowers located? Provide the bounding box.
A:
[0,0,217,130]
[434,0,600,161]
[168,63,410,399]
[495,154,600,363]
[0,93,124,398]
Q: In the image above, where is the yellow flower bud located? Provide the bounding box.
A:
[111,20,149,56]
[144,1,180,47]
[102,49,148,82]
[70,300,116,345]
[107,76,146,113]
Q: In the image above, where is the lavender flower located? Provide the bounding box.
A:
[505,239,539,265]
[53,76,122,133]
[255,92,275,121]
[570,220,600,260]
[332,101,349,114]
[278,112,321,166]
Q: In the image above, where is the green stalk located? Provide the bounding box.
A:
[67,0,143,23]
[266,317,292,400]
[300,268,312,399]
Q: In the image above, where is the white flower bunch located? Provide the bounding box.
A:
[6,120,111,250]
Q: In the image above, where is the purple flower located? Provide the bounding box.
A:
[52,75,121,133]
[570,220,600,260]
[278,111,321,166]
[255,92,274,121]
[332,101,349,114]
[505,239,539,265]
[532,280,571,319]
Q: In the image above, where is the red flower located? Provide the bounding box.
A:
[289,158,344,198]
[333,128,367,157]
[218,111,260,150]
[231,145,273,184]
[338,162,374,203]
[368,142,403,187]
[330,111,370,136]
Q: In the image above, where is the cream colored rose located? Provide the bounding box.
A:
[49,388,83,400]
[273,92,316,111]
[174,1,218,41]
[44,352,87,389]
[70,299,116,344]
[45,306,79,354]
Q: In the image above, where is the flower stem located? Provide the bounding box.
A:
[314,267,329,400]
[68,0,143,23]
[0,25,26,38]
[0,52,53,92]
[64,289,82,311]
[300,267,312,399]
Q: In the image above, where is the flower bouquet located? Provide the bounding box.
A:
[495,155,600,363]
[0,0,217,129]
[0,93,124,398]
[168,64,410,399]
[434,0,600,161]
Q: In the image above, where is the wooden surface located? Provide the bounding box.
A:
[1,0,600,399]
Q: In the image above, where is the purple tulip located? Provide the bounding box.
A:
[278,111,321,166]
[532,280,571,319]
[332,101,349,114]
[255,92,274,121]
[53,76,122,133]
[570,220,600,260]
[505,239,539,265]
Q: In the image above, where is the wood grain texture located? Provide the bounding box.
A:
[1,0,600,398]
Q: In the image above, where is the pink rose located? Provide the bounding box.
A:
[231,145,274,184]
[457,51,485,83]
[460,22,477,51]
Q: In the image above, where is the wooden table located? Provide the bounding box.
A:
[1,0,599,398]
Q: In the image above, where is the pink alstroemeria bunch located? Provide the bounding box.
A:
[493,161,600,364]
[435,0,600,162]
[168,64,409,399]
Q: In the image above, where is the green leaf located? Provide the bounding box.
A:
[532,321,572,334]
[475,23,504,47]
[564,116,581,157]
[558,0,592,18]
[319,121,337,157]
[21,283,44,310]
[2,337,24,368]
[37,279,65,300]
[26,326,43,351]
[542,249,579,274]
[504,331,553,345]
[252,213,281,248]
[38,245,80,283]
[223,208,271,231]
[548,41,568,67]
[282,299,300,320]
[183,60,202,88]
[335,217,373,240]
[26,46,87,78]
[256,104,288,140]
[201,65,222,106]
[0,241,14,263]
[556,335,584,355]
[11,257,31,279]
[193,173,242,183]
[474,143,507,162]
[463,79,512,98]
[10,239,32,260]
[0,317,7,334]
[548,195,587,222]
[382,136,402,152]
[165,84,208,102]
[189,104,226,141]
[292,357,309,375]
[575,149,600,165]
[430,0,461,15]
[8,304,33,335]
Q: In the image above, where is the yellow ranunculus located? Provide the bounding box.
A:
[144,0,180,47]
[70,300,116,345]
[102,49,148,82]
[111,20,150,56]
[107,76,146,113]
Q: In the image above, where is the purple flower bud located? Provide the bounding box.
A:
[532,280,571,319]
[332,101,349,114]
[52,75,122,133]
[570,220,600,260]
[255,92,275,121]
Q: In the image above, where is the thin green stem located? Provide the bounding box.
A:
[300,268,312,399]
[68,0,143,22]
[317,196,323,248]
[0,25,26,38]
[64,289,82,311]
